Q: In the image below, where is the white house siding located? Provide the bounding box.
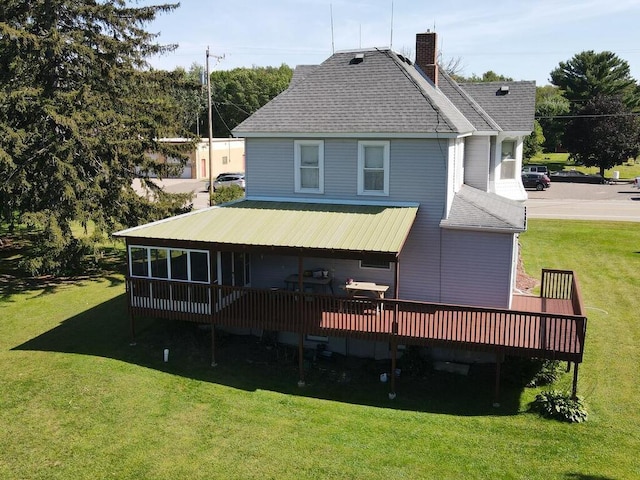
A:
[445,138,465,216]
[246,137,527,305]
[493,136,527,201]
[463,136,490,191]
[439,229,515,308]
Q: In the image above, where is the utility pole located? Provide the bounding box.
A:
[206,47,214,206]
[205,47,224,207]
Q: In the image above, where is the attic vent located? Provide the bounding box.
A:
[397,54,413,65]
[350,53,365,65]
[497,85,510,96]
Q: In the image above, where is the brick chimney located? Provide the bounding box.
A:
[415,31,438,86]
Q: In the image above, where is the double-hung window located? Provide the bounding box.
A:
[358,141,389,195]
[500,140,516,180]
[294,140,324,193]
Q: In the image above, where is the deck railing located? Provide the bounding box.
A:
[126,273,587,363]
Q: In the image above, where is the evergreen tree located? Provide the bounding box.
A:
[0,1,195,274]
[550,51,640,110]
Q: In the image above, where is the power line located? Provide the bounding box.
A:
[536,112,640,119]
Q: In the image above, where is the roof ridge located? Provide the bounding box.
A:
[381,49,469,133]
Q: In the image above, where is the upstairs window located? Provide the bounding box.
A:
[358,141,389,195]
[294,140,324,193]
[500,140,516,179]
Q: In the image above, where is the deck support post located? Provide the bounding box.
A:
[129,310,136,346]
[210,323,217,367]
[566,361,571,373]
[389,340,397,400]
[298,332,305,387]
[493,353,503,408]
[571,362,579,399]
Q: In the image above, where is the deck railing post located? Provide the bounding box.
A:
[389,340,397,400]
[493,353,503,408]
[298,332,305,387]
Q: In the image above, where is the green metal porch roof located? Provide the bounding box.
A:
[114,200,419,256]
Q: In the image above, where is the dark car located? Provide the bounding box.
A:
[549,170,609,184]
[521,172,551,191]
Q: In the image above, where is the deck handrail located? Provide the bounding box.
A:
[126,274,586,362]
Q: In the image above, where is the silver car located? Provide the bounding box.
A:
[205,173,245,192]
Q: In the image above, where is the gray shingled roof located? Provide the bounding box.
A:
[458,81,536,132]
[289,65,319,88]
[233,48,474,136]
[440,185,526,232]
[437,70,501,132]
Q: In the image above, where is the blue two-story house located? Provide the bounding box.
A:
[115,32,586,399]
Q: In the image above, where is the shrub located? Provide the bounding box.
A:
[211,185,245,205]
[503,357,563,387]
[530,390,588,423]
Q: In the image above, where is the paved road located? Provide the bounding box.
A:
[526,181,640,222]
[135,178,640,222]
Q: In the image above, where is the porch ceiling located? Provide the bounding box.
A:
[114,200,419,260]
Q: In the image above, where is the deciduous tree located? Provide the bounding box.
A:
[210,65,293,137]
[535,85,570,152]
[564,95,640,177]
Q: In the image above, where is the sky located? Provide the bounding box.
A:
[138,0,640,86]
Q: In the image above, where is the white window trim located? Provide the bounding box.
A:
[128,245,210,284]
[357,140,390,196]
[500,139,517,180]
[294,140,324,193]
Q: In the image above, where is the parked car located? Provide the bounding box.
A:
[522,164,550,176]
[521,172,551,191]
[549,170,609,184]
[205,173,245,192]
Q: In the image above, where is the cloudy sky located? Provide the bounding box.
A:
[138,0,640,85]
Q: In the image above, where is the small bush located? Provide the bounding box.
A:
[211,185,245,205]
[503,357,563,387]
[529,360,563,387]
[530,390,588,423]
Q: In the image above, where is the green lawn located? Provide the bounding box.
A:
[1,220,639,479]
[526,153,640,179]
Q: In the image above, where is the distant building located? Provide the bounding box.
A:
[149,138,245,179]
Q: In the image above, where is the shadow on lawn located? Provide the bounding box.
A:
[565,474,616,480]
[14,293,524,416]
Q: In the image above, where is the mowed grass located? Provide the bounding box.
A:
[1,220,639,479]
[527,152,640,178]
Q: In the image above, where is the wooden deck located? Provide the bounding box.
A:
[127,270,587,364]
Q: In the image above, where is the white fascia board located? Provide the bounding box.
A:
[246,195,419,208]
[439,224,526,234]
[113,206,219,237]
[469,130,500,136]
[233,131,468,139]
[501,131,532,137]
